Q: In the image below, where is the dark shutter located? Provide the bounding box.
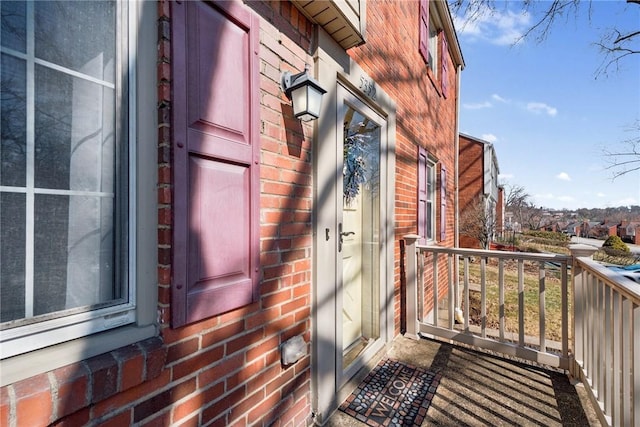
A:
[440,165,447,241]
[171,1,260,327]
[419,0,430,64]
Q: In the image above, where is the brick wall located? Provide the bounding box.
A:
[1,2,315,426]
[459,135,484,249]
[1,1,464,425]
[348,1,459,328]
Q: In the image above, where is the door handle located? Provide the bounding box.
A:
[338,223,355,252]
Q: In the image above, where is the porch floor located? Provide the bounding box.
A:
[326,335,600,426]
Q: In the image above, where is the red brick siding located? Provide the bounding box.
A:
[458,135,485,249]
[348,1,459,327]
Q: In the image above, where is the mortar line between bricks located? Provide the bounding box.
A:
[7,385,16,427]
[47,371,58,423]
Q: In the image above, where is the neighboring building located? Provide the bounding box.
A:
[620,220,640,244]
[564,222,581,237]
[587,221,618,239]
[0,1,463,426]
[496,185,505,235]
[458,133,502,249]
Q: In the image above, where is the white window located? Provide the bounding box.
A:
[418,147,435,242]
[426,160,435,240]
[1,1,135,358]
[428,17,439,76]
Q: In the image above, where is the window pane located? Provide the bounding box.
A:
[35,1,116,83]
[34,65,116,191]
[0,0,125,330]
[1,1,26,53]
[34,194,115,315]
[1,54,27,187]
[1,193,26,322]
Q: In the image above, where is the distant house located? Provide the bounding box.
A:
[596,221,620,239]
[458,133,503,248]
[620,220,640,244]
[564,222,581,237]
[582,221,603,238]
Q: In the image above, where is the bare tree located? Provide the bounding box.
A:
[503,183,529,229]
[603,120,640,179]
[460,195,496,249]
[521,202,544,231]
[450,0,639,74]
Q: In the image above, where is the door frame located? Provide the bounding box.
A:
[335,85,388,386]
[312,40,396,422]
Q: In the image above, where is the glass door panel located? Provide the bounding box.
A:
[341,105,381,368]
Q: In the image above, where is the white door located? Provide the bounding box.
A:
[338,94,383,368]
[341,191,362,350]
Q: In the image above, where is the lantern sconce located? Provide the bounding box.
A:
[280,65,327,122]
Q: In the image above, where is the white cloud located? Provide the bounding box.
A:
[615,196,639,206]
[454,7,531,46]
[481,133,498,143]
[491,94,509,103]
[556,172,571,181]
[527,102,558,116]
[499,173,514,180]
[596,192,606,198]
[463,101,492,109]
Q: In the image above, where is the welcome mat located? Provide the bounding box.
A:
[339,358,440,426]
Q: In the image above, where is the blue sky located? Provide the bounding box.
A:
[453,1,640,211]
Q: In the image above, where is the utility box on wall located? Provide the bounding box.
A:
[281,335,307,365]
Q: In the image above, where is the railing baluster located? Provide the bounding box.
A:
[464,257,470,333]
[604,285,612,418]
[481,257,486,338]
[433,252,439,327]
[633,302,639,427]
[585,273,596,387]
[539,261,546,353]
[448,254,454,330]
[518,259,524,347]
[597,279,604,402]
[612,292,621,427]
[418,249,424,323]
[622,297,632,426]
[499,258,505,341]
[573,260,584,372]
[402,235,419,339]
[454,254,460,322]
[561,261,568,360]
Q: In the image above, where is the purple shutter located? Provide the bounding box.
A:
[419,0,429,64]
[418,147,427,243]
[441,35,449,97]
[440,166,447,241]
[171,1,260,327]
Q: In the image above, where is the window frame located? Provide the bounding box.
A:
[418,147,436,244]
[0,1,156,368]
[427,15,439,76]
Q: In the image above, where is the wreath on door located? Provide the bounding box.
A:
[343,132,369,205]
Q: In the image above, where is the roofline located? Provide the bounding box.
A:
[434,0,465,69]
[459,132,500,173]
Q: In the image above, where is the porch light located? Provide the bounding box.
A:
[281,65,326,122]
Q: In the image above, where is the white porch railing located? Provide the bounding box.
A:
[572,252,640,427]
[404,235,640,427]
